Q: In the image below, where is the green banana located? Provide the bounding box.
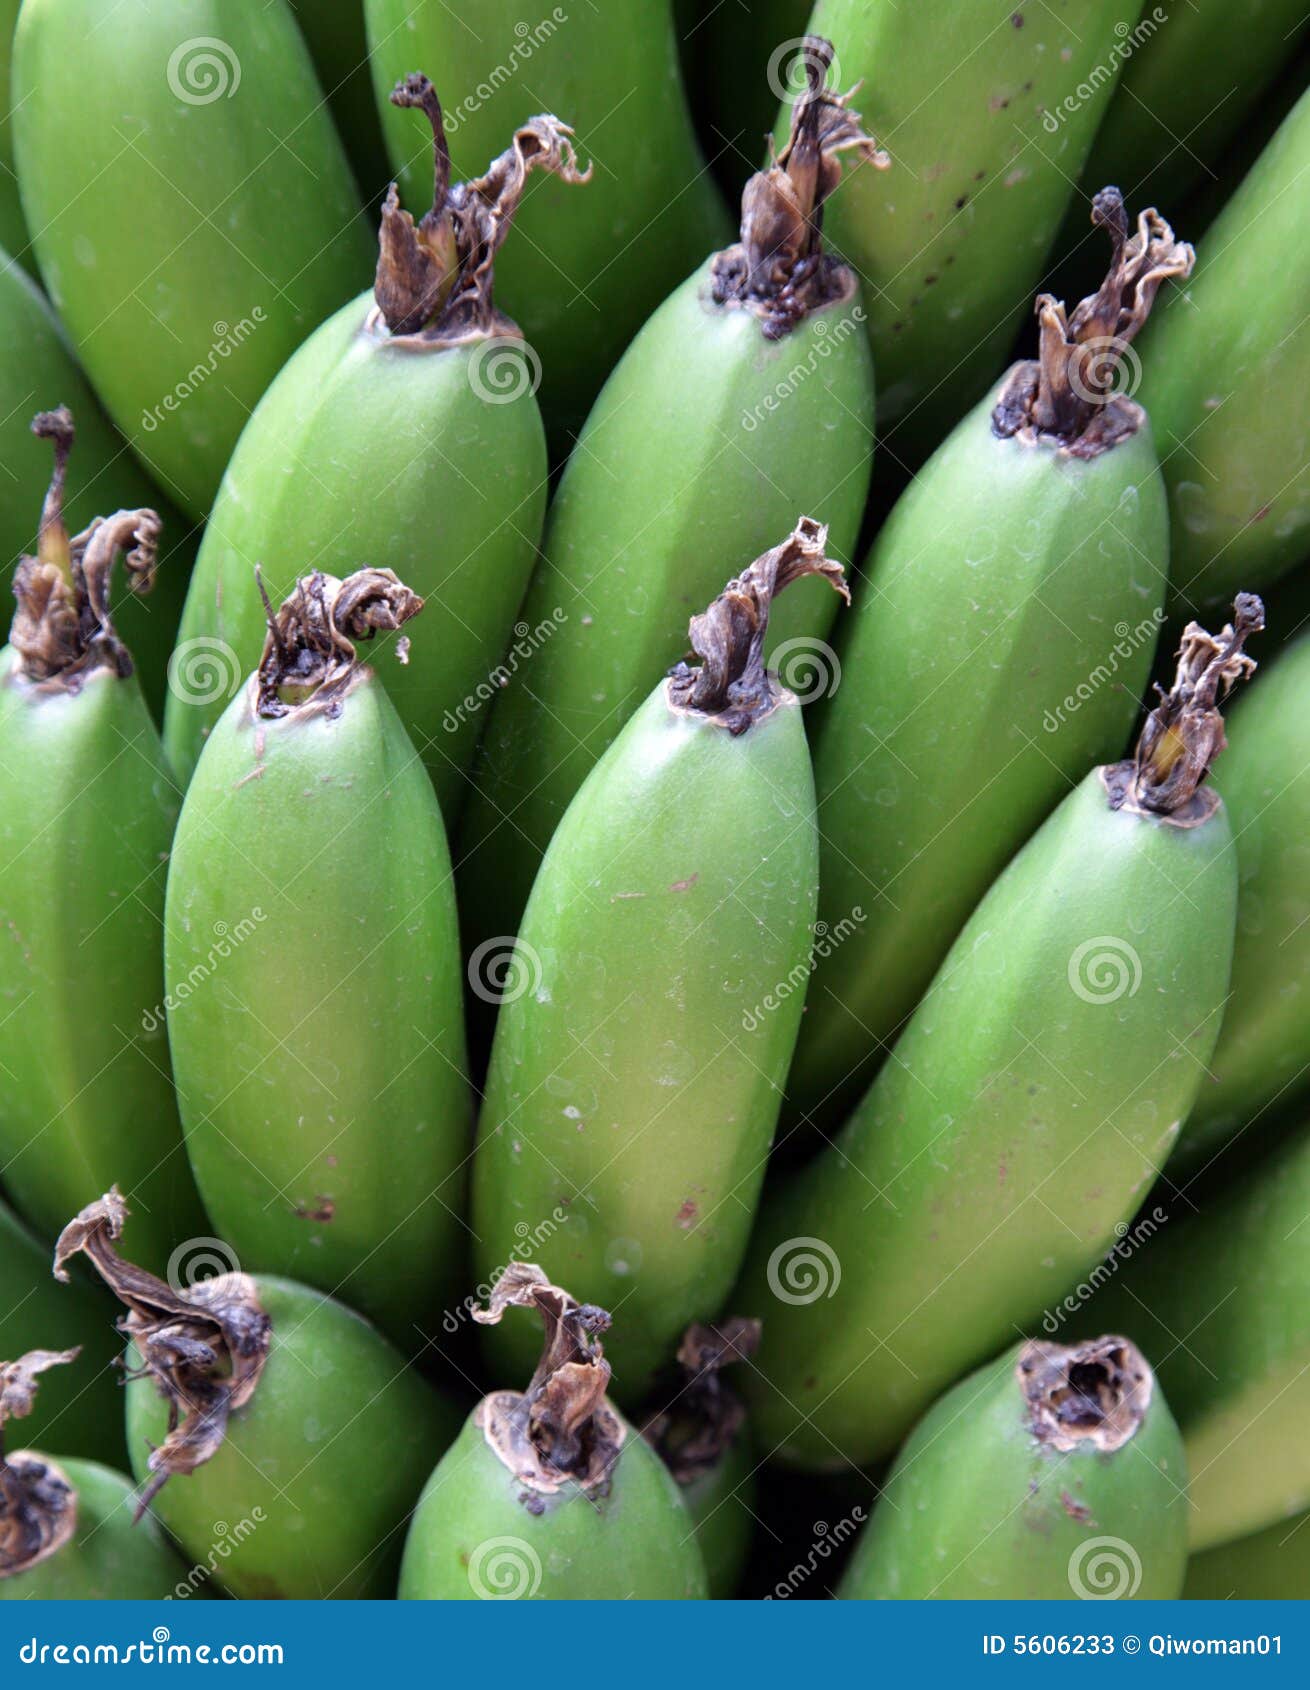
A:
[473,525,842,1400]
[459,50,877,941]
[0,255,195,719]
[838,1337,1188,1600]
[792,192,1188,1119]
[0,0,28,271]
[12,0,369,519]
[1140,85,1310,612]
[1184,1511,1310,1600]
[399,1266,707,1600]
[1080,1,1310,222]
[0,413,205,1274]
[365,0,729,440]
[0,1197,122,1468]
[0,1349,186,1597]
[643,1320,761,1600]
[1180,632,1310,1165]
[787,0,1144,459]
[288,0,391,203]
[1088,1119,1310,1551]
[737,599,1262,1469]
[56,1191,459,1600]
[164,76,580,807]
[165,569,468,1351]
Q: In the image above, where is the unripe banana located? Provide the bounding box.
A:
[164,74,584,807]
[1088,1119,1310,1551]
[473,524,842,1401]
[12,0,370,518]
[0,1349,186,1597]
[839,1337,1188,1600]
[287,0,391,203]
[643,1320,761,1599]
[738,600,1261,1468]
[793,192,1189,1118]
[1140,85,1310,611]
[0,1,29,270]
[1185,1511,1310,1600]
[165,568,469,1350]
[0,1197,121,1468]
[56,1191,459,1600]
[459,49,877,941]
[0,412,205,1274]
[0,256,195,718]
[399,1266,707,1600]
[1180,632,1310,1164]
[787,0,1145,458]
[365,0,729,439]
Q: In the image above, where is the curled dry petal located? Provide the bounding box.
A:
[667,517,849,732]
[0,1348,81,1580]
[644,1318,761,1486]
[53,1189,270,1515]
[255,567,424,719]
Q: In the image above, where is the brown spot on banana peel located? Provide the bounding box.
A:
[643,1319,760,1489]
[254,567,424,721]
[9,409,161,687]
[0,1348,81,1578]
[993,188,1194,458]
[53,1189,270,1517]
[472,1264,623,1502]
[373,71,591,344]
[667,516,849,733]
[712,37,888,340]
[1103,594,1264,825]
[1018,1335,1152,1455]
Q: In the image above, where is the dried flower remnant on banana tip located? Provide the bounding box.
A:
[373,72,591,342]
[473,1264,623,1505]
[713,37,889,339]
[1104,594,1265,823]
[53,1189,270,1514]
[644,1319,760,1486]
[1018,1335,1153,1455]
[254,567,425,719]
[0,1348,81,1578]
[668,517,849,732]
[993,189,1194,457]
[9,408,161,685]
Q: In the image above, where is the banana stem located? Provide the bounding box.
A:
[374,71,590,341]
[712,36,888,338]
[255,568,424,719]
[993,188,1194,456]
[667,516,849,732]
